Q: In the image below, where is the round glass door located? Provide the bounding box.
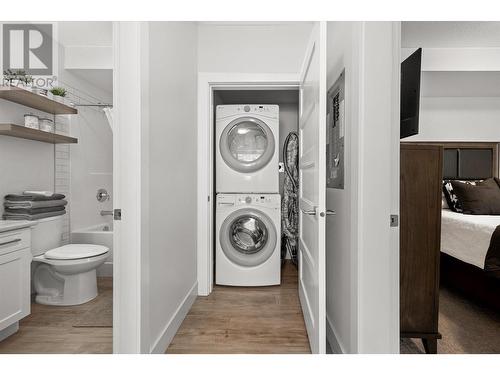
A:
[219,208,277,267]
[229,215,268,255]
[227,121,268,163]
[220,117,275,173]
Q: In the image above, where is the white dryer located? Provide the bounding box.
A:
[216,104,279,193]
[216,193,281,286]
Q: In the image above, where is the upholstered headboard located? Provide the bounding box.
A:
[402,142,499,180]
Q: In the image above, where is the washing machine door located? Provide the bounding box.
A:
[219,117,276,173]
[220,208,277,267]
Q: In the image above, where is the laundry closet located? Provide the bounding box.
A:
[212,89,300,285]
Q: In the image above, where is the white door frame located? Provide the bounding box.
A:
[112,21,150,353]
[197,73,300,296]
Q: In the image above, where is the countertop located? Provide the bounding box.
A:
[0,220,35,233]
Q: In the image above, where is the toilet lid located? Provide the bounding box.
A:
[44,244,109,260]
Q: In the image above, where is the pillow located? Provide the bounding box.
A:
[442,180,481,212]
[442,181,463,212]
[441,191,449,209]
[450,178,500,215]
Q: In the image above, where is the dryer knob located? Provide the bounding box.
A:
[245,196,252,204]
[244,105,250,112]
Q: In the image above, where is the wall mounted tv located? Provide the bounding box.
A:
[400,48,422,139]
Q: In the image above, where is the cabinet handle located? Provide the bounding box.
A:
[0,238,21,246]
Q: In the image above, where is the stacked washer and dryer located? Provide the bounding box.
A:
[215,104,281,286]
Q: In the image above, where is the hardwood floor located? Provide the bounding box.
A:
[0,277,112,354]
[166,261,311,354]
[401,285,500,354]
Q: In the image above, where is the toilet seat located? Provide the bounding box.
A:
[44,244,108,260]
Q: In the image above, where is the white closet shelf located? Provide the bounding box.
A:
[0,86,78,115]
[0,123,78,144]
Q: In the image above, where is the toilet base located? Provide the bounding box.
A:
[34,265,98,306]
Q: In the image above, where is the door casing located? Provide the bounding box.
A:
[197,73,300,296]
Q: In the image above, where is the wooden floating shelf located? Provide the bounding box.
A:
[0,124,78,144]
[0,86,78,115]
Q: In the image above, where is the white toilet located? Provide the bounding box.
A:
[31,216,109,306]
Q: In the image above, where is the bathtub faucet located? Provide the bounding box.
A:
[100,210,113,216]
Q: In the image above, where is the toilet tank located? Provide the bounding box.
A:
[31,215,64,256]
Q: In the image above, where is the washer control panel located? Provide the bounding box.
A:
[217,193,280,209]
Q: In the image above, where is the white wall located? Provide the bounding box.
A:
[0,102,54,214]
[145,22,198,353]
[326,21,399,354]
[198,22,312,73]
[325,22,358,354]
[407,97,500,142]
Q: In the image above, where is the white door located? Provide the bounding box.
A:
[112,21,146,353]
[298,21,327,354]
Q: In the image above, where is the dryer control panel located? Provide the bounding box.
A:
[216,104,279,119]
[216,193,280,209]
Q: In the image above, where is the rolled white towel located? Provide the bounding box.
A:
[23,190,54,197]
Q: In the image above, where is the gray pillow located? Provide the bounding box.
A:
[450,178,500,215]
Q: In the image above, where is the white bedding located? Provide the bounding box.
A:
[441,209,500,269]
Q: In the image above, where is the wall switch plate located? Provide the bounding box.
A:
[278,162,284,173]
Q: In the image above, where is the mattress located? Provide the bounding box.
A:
[441,209,500,269]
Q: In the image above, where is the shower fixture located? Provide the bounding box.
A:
[96,188,110,202]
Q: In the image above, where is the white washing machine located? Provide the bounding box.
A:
[216,104,279,193]
[216,193,281,286]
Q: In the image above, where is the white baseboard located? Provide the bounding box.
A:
[0,322,19,342]
[150,281,197,354]
[326,314,344,354]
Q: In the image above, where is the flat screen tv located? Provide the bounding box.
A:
[400,48,422,139]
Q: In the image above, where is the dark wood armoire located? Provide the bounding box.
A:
[400,143,443,354]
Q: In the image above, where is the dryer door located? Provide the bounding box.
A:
[219,117,275,173]
[220,208,277,267]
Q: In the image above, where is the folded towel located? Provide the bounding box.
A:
[23,190,54,197]
[4,206,66,215]
[4,193,66,202]
[3,210,66,221]
[4,199,68,209]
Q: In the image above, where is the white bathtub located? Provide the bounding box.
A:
[71,223,113,277]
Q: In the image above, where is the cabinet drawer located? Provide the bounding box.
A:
[0,248,31,331]
[0,229,31,256]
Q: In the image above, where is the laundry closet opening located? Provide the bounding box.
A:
[212,88,300,285]
[167,86,311,353]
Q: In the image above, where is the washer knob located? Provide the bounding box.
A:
[244,105,250,112]
[245,196,252,204]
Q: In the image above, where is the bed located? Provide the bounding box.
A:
[438,142,500,312]
[441,209,500,272]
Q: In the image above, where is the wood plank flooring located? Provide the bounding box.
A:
[0,277,112,354]
[401,285,500,354]
[166,261,311,354]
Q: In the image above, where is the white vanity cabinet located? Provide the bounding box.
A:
[0,225,32,339]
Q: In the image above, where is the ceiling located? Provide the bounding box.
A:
[402,22,500,48]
